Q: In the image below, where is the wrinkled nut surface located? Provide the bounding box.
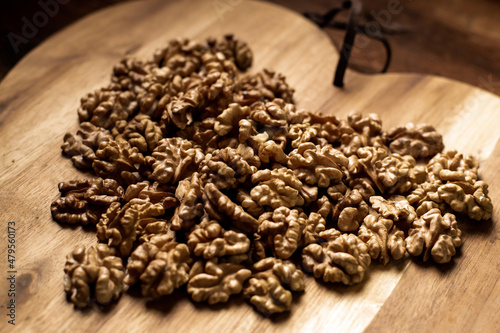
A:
[406,208,462,263]
[51,178,123,225]
[187,258,252,304]
[55,35,493,316]
[244,258,304,314]
[64,244,124,307]
[188,218,250,259]
[126,240,191,298]
[302,233,371,285]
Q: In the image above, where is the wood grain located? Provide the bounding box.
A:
[0,1,499,332]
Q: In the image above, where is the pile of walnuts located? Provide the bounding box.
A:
[52,35,493,315]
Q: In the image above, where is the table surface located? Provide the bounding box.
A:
[0,0,499,332]
[1,0,500,92]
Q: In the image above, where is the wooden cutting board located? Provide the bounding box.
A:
[0,0,499,332]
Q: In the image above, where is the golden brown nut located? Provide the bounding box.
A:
[96,199,165,257]
[123,233,173,286]
[374,153,426,194]
[288,142,348,187]
[333,188,369,232]
[214,103,250,136]
[385,123,444,158]
[61,122,113,169]
[93,140,145,185]
[244,258,304,314]
[146,137,204,184]
[187,258,252,304]
[302,212,327,246]
[124,181,178,210]
[287,123,319,148]
[249,98,298,127]
[111,58,152,93]
[126,240,191,298]
[254,207,306,259]
[171,173,204,230]
[187,218,250,259]
[51,178,123,225]
[427,150,478,183]
[235,69,294,105]
[437,181,493,221]
[236,189,265,217]
[210,34,253,71]
[250,168,317,209]
[406,208,462,263]
[369,196,416,225]
[203,183,259,233]
[112,114,163,153]
[358,212,406,264]
[302,233,371,285]
[64,244,123,307]
[78,89,138,129]
[249,132,288,164]
[199,146,255,190]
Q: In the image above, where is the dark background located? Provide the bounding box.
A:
[1,0,500,95]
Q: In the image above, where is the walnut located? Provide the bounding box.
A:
[358,212,406,264]
[187,218,250,259]
[112,114,163,153]
[249,132,288,164]
[236,189,264,217]
[373,153,426,194]
[146,137,204,184]
[63,244,123,307]
[338,112,385,156]
[385,123,444,158]
[306,112,341,144]
[203,183,259,233]
[332,188,369,232]
[78,89,138,129]
[302,212,326,246]
[187,258,252,304]
[123,233,173,286]
[153,38,206,75]
[171,173,204,231]
[249,99,298,127]
[61,122,113,169]
[244,258,304,314]
[162,89,201,130]
[426,150,479,183]
[96,199,165,257]
[254,207,306,260]
[406,208,462,263]
[111,58,151,93]
[437,181,493,220]
[124,181,177,210]
[287,123,319,148]
[250,168,317,209]
[370,195,417,225]
[93,140,145,186]
[214,103,250,136]
[302,233,371,285]
[235,69,294,105]
[407,181,443,209]
[51,178,123,225]
[136,70,180,120]
[199,146,255,190]
[125,240,191,298]
[210,34,253,71]
[288,142,348,187]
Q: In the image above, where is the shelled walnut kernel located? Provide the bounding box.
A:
[52,35,493,315]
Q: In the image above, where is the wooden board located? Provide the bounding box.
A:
[0,0,499,332]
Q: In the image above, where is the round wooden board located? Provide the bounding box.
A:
[0,1,499,332]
